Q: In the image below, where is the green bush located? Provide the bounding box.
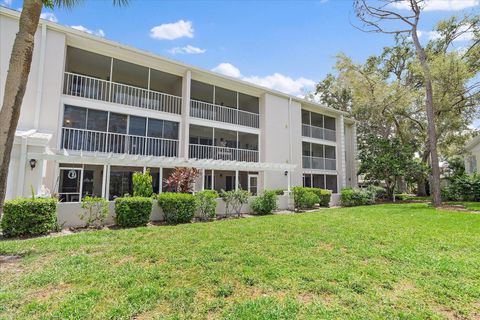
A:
[157,192,197,224]
[79,196,109,227]
[303,187,331,207]
[442,174,480,201]
[292,187,320,210]
[340,188,375,207]
[1,197,58,237]
[219,189,251,217]
[132,170,153,197]
[250,190,278,215]
[195,190,218,221]
[114,197,152,227]
[366,185,387,200]
[394,193,414,201]
[272,189,285,196]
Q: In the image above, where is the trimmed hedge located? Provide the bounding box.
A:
[303,187,332,207]
[157,192,197,224]
[1,197,58,237]
[340,188,375,207]
[292,187,331,210]
[251,190,278,215]
[114,197,152,228]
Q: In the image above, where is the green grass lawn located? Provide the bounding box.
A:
[1,204,480,319]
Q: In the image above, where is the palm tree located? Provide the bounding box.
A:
[0,0,127,218]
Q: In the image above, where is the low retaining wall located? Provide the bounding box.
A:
[57,194,293,228]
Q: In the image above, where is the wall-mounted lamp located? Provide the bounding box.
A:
[284,170,288,176]
[29,159,37,170]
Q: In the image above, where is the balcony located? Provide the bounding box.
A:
[190,100,259,128]
[63,72,182,114]
[302,124,336,142]
[189,144,259,162]
[302,156,336,170]
[61,127,178,157]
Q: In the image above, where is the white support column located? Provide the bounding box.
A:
[158,167,163,194]
[352,123,358,187]
[287,171,291,193]
[101,164,107,199]
[339,115,347,190]
[17,136,28,197]
[180,70,192,158]
[235,170,239,191]
[211,169,215,190]
[201,169,205,191]
[105,165,111,200]
[143,166,147,174]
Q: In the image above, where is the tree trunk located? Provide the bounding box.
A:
[411,27,442,207]
[416,177,427,196]
[0,0,43,219]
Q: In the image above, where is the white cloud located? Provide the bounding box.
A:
[211,62,315,96]
[40,12,58,23]
[211,63,242,78]
[391,0,479,11]
[418,24,475,41]
[150,20,194,40]
[71,25,105,37]
[168,45,206,55]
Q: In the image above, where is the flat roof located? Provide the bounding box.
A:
[1,6,351,119]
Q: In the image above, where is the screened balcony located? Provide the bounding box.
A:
[301,110,336,142]
[302,141,336,170]
[189,124,259,162]
[190,80,260,128]
[63,47,183,114]
[61,105,179,157]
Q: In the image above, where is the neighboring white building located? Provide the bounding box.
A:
[465,136,480,174]
[1,8,357,204]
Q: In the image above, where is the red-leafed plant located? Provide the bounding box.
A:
[163,167,200,193]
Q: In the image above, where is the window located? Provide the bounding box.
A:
[109,113,128,134]
[129,116,146,136]
[163,120,179,139]
[86,109,108,131]
[325,145,336,159]
[311,112,323,128]
[147,118,163,137]
[313,174,325,188]
[326,175,338,193]
[63,105,86,129]
[312,143,324,157]
[302,142,311,156]
[302,110,310,125]
[324,116,336,131]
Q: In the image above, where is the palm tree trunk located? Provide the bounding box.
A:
[0,0,43,218]
[411,27,442,207]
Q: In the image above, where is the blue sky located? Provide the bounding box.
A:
[1,0,479,98]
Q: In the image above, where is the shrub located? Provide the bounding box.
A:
[250,190,278,215]
[220,189,251,217]
[366,185,387,200]
[441,173,480,201]
[157,192,197,224]
[272,189,285,196]
[304,187,332,207]
[114,197,152,228]
[79,196,109,227]
[394,193,414,201]
[292,187,320,211]
[132,170,153,197]
[340,188,375,207]
[195,190,218,221]
[163,167,199,193]
[1,197,57,237]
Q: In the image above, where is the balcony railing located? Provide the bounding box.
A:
[61,127,178,157]
[189,144,259,162]
[63,72,182,114]
[302,156,336,170]
[302,124,336,142]
[190,100,260,128]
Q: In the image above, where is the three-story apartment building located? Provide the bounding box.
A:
[0,8,357,204]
